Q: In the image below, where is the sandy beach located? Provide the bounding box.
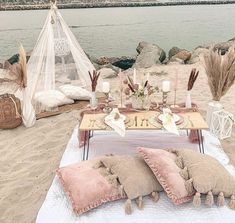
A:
[0,63,235,223]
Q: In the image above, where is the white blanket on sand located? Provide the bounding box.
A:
[36,128,235,223]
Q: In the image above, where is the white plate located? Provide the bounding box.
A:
[158,114,180,123]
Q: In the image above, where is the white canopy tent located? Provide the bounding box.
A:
[22,1,94,127]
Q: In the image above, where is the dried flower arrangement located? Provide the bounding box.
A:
[187,68,199,91]
[88,70,101,92]
[123,76,158,99]
[202,47,235,101]
[0,44,27,89]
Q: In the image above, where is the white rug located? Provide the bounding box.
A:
[36,127,235,223]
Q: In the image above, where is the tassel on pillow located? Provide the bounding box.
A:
[125,199,132,215]
[229,195,235,210]
[217,192,225,207]
[205,191,214,207]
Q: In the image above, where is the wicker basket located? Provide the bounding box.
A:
[0,94,22,129]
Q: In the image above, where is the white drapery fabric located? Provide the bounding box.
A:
[22,3,94,127]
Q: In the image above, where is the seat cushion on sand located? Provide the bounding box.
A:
[56,157,125,215]
[138,147,194,205]
[59,85,91,100]
[100,155,163,214]
[169,149,235,209]
[34,90,74,109]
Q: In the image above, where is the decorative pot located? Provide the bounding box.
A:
[185,90,192,109]
[131,97,144,110]
[206,100,223,127]
[90,91,97,109]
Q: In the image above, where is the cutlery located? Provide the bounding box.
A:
[134,116,138,127]
[146,119,149,127]
[141,119,144,127]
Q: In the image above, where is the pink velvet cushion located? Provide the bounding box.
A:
[138,147,194,204]
[57,158,124,215]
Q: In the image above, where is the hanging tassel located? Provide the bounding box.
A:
[150,191,160,203]
[175,156,184,169]
[228,195,235,210]
[136,196,144,210]
[205,191,214,207]
[125,199,132,215]
[217,192,225,207]
[193,192,201,207]
[179,167,189,180]
[185,178,194,195]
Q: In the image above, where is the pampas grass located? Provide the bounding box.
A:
[202,47,235,101]
[0,44,27,89]
[18,44,27,88]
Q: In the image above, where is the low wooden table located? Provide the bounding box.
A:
[79,110,209,160]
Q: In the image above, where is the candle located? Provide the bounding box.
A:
[162,80,171,92]
[102,82,110,93]
[146,72,150,81]
[133,68,137,84]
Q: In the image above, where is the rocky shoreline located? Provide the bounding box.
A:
[89,38,235,78]
[1,1,235,11]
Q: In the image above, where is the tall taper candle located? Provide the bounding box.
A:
[133,68,137,84]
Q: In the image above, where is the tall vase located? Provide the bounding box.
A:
[206,100,223,127]
[185,90,192,108]
[90,91,97,109]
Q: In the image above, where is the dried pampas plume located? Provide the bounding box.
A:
[202,47,235,101]
[18,44,27,88]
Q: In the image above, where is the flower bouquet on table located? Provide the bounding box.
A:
[123,75,158,110]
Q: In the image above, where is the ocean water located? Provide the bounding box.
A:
[0,4,235,61]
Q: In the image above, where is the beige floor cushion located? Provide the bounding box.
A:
[169,149,235,210]
[99,155,163,214]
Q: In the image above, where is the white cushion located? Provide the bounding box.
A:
[59,85,91,100]
[34,90,74,108]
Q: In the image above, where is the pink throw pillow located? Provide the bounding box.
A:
[57,158,125,215]
[138,147,194,204]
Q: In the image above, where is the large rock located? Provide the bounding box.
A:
[96,57,111,65]
[213,41,235,55]
[168,47,182,59]
[228,37,235,42]
[133,41,166,68]
[98,68,117,79]
[171,50,191,63]
[101,64,120,73]
[112,56,136,70]
[168,47,191,63]
[187,47,209,64]
[197,39,235,55]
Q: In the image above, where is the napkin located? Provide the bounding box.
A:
[162,108,179,135]
[104,108,126,137]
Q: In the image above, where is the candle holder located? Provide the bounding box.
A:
[103,92,112,113]
[160,91,170,112]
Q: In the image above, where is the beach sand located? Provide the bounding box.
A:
[0,63,235,223]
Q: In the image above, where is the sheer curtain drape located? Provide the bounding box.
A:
[22,3,94,127]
